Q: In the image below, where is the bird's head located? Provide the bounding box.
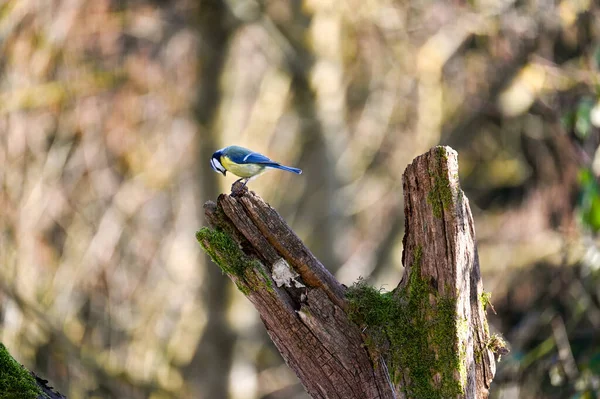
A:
[210,150,227,176]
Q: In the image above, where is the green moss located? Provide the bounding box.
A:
[256,264,274,293]
[427,147,455,219]
[474,346,483,365]
[0,343,44,399]
[346,245,464,398]
[236,280,251,295]
[480,291,492,312]
[479,291,493,337]
[487,334,508,357]
[196,228,249,276]
[196,227,271,295]
[456,317,469,388]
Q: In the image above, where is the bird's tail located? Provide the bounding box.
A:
[268,163,302,174]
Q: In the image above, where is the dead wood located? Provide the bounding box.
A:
[197,146,504,398]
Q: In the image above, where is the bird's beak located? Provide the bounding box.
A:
[221,170,226,176]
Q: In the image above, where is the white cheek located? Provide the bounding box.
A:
[212,158,226,173]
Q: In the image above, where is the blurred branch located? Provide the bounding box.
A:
[0,71,123,114]
[188,0,239,397]
[442,8,561,145]
[0,282,176,398]
[551,315,579,381]
[368,210,404,282]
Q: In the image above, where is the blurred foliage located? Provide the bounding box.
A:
[578,168,600,233]
[562,97,598,140]
[0,0,600,398]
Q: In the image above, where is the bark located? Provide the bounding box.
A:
[33,373,67,399]
[398,147,498,397]
[197,146,503,398]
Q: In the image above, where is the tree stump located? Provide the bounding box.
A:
[197,146,504,398]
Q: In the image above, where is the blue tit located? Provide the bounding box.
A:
[210,145,302,186]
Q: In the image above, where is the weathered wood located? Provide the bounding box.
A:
[200,190,395,399]
[399,147,496,397]
[197,146,502,398]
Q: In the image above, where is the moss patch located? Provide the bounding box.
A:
[479,291,493,337]
[346,246,465,398]
[0,343,44,399]
[480,291,492,312]
[196,227,270,294]
[427,147,455,219]
[196,228,249,276]
[243,261,274,294]
[487,333,508,358]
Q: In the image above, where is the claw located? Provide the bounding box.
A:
[231,179,249,195]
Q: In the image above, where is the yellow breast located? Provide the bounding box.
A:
[220,156,266,178]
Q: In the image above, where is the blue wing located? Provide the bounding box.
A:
[223,146,273,164]
[242,152,275,164]
[224,146,302,174]
[242,151,302,174]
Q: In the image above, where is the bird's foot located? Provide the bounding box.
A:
[231,179,249,196]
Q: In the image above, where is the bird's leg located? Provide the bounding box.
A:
[231,177,249,194]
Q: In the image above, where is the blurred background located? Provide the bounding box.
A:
[1,0,600,398]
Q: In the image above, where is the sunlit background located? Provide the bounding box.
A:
[1,0,600,398]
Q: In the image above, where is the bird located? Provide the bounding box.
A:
[210,145,302,188]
